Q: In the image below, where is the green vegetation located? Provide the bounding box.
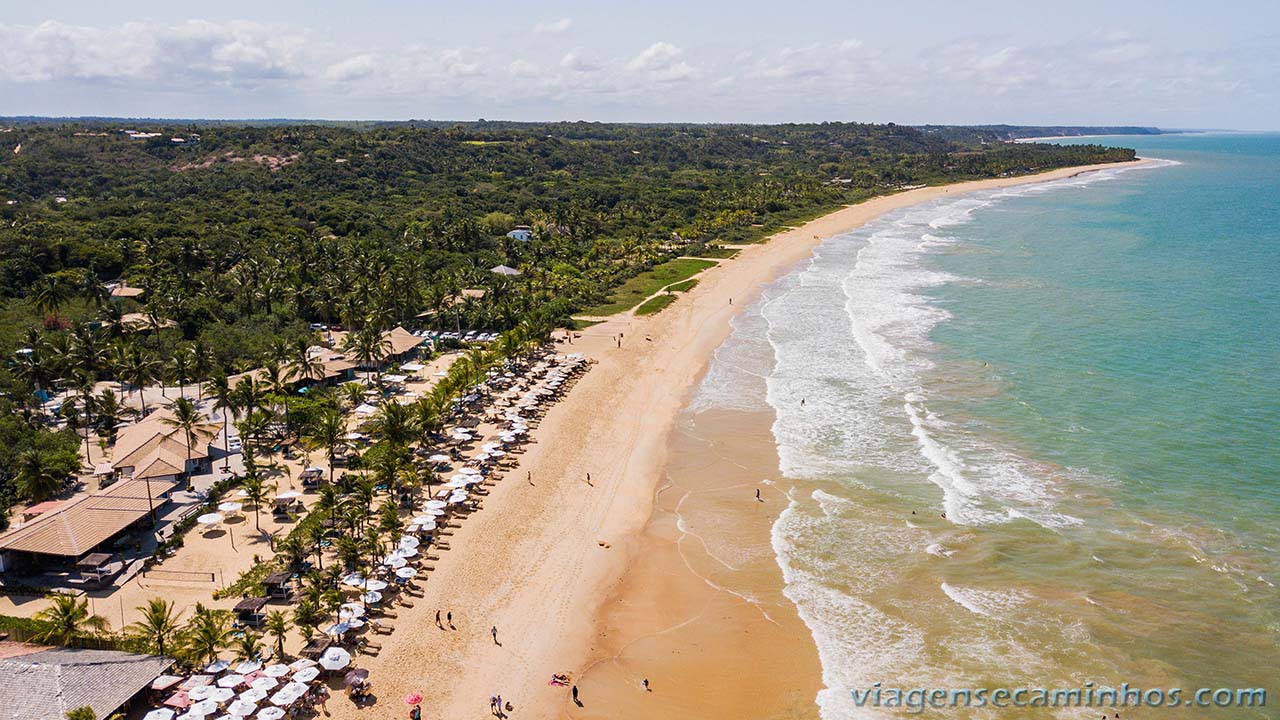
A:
[580,259,717,316]
[635,294,678,316]
[666,279,699,293]
[696,247,739,259]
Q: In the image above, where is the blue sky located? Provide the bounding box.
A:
[1,0,1276,128]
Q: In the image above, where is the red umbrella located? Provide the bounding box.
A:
[162,690,192,708]
[404,693,423,706]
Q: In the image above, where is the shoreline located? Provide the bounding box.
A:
[329,159,1149,720]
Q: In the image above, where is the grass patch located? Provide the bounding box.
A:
[666,279,698,292]
[567,318,603,330]
[635,294,678,316]
[580,258,716,315]
[699,247,739,259]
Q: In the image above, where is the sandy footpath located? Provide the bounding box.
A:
[332,161,1148,720]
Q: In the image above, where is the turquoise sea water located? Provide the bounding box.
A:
[694,134,1279,718]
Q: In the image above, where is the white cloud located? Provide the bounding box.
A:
[559,49,599,72]
[627,42,693,82]
[532,18,572,34]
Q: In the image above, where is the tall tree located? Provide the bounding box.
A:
[32,594,108,646]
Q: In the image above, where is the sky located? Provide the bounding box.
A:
[1,0,1277,129]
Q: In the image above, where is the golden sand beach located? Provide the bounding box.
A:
[326,160,1148,720]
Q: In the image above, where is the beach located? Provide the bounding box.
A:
[325,160,1150,720]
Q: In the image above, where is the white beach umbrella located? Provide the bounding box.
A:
[490,450,506,458]
[363,579,388,592]
[197,513,224,525]
[234,660,262,674]
[341,573,368,587]
[396,566,418,579]
[215,674,245,688]
[275,490,302,500]
[345,617,366,629]
[207,687,235,703]
[359,591,382,604]
[409,514,434,525]
[262,664,290,678]
[427,454,451,463]
[281,681,309,697]
[292,667,320,683]
[268,688,298,707]
[382,555,407,569]
[217,501,242,514]
[204,660,230,674]
[227,699,258,717]
[481,442,501,451]
[145,710,176,720]
[423,499,448,509]
[257,708,286,720]
[318,646,352,670]
[239,688,268,704]
[459,466,481,475]
[324,622,350,636]
[416,520,438,531]
[339,601,366,617]
[249,676,277,692]
[188,685,215,700]
[287,658,317,672]
[187,700,219,717]
[394,546,418,558]
[421,507,446,516]
[398,535,420,549]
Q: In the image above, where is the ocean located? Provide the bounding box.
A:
[692,133,1280,718]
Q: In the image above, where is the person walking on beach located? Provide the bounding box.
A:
[572,685,581,706]
[755,488,762,502]
[643,678,650,692]
[489,695,498,715]
[435,610,442,629]
[447,610,454,629]
[491,625,499,644]
[409,704,421,720]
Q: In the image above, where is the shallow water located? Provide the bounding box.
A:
[692,134,1280,718]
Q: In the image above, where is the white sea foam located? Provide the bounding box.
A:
[940,582,1031,618]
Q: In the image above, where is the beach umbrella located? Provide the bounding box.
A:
[447,494,468,505]
[423,499,447,510]
[459,466,481,475]
[204,660,230,674]
[226,700,257,717]
[249,677,277,692]
[341,573,368,587]
[216,674,245,688]
[268,688,299,707]
[262,664,290,678]
[287,658,317,672]
[275,490,302,500]
[339,601,366,617]
[394,546,418,558]
[234,659,262,674]
[197,513,224,526]
[292,667,320,683]
[346,617,366,629]
[359,591,382,604]
[145,710,177,720]
[207,687,235,703]
[363,579,388,592]
[342,669,370,686]
[404,692,424,706]
[382,554,407,568]
[414,519,438,531]
[396,567,417,579]
[399,535,420,549]
[239,688,268,704]
[324,622,350,636]
[427,454,451,463]
[256,709,285,720]
[318,646,351,670]
[490,450,506,458]
[188,686,214,701]
[481,442,501,452]
[217,501,242,514]
[280,681,309,697]
[421,507,446,516]
[187,700,219,717]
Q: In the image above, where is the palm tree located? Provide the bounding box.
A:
[31,273,73,321]
[65,707,97,720]
[15,449,68,502]
[126,598,182,656]
[206,373,234,469]
[162,397,205,475]
[120,346,159,417]
[305,409,345,485]
[32,594,107,646]
[181,604,231,666]
[290,340,324,388]
[233,632,262,662]
[167,348,193,400]
[370,401,415,449]
[264,611,290,660]
[190,341,213,401]
[91,389,124,445]
[59,402,93,467]
[240,475,268,531]
[344,327,389,383]
[292,599,323,639]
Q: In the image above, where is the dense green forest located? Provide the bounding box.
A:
[0,119,1134,513]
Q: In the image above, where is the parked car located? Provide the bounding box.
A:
[227,436,243,453]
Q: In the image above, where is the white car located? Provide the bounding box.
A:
[227,437,243,453]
